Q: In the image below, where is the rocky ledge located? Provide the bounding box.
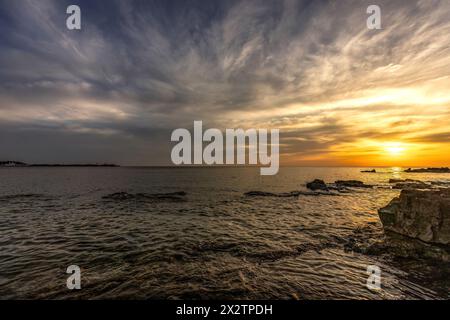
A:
[378,188,450,245]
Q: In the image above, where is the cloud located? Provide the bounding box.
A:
[0,0,449,165]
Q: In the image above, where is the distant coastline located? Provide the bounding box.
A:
[0,161,119,167]
[1,161,449,171]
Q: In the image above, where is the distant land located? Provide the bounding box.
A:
[0,161,119,167]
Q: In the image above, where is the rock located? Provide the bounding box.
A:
[244,191,278,197]
[361,169,376,173]
[388,179,433,190]
[102,191,187,202]
[389,178,422,184]
[334,180,372,188]
[103,192,134,200]
[306,179,329,191]
[404,167,450,173]
[378,189,450,245]
[365,234,450,262]
[392,182,431,190]
[244,190,340,197]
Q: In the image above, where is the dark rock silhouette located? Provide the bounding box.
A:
[361,169,376,173]
[244,190,340,197]
[404,167,450,173]
[306,179,329,191]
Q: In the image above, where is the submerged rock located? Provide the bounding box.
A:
[0,193,45,201]
[392,182,431,190]
[102,191,187,202]
[361,169,376,173]
[389,178,422,184]
[244,191,279,197]
[334,180,372,188]
[306,179,329,191]
[244,190,339,197]
[378,189,450,245]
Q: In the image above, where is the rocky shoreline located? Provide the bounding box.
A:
[379,188,449,245]
[245,176,450,263]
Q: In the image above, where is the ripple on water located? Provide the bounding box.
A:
[0,167,447,299]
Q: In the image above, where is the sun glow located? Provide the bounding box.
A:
[384,142,406,156]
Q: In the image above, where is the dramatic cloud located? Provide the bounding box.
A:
[0,0,449,165]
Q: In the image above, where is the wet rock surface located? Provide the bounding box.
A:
[378,189,450,245]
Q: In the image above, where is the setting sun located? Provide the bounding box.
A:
[384,143,406,156]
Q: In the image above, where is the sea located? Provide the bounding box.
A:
[0,167,448,299]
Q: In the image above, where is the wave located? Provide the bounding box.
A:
[0,194,45,201]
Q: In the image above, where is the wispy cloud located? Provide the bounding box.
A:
[0,0,449,165]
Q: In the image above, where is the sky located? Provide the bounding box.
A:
[0,0,449,166]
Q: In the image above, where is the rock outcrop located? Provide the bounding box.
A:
[404,167,450,173]
[378,189,450,245]
[305,179,373,192]
[306,179,329,191]
[361,169,376,173]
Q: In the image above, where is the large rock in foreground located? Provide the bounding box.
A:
[378,189,450,245]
